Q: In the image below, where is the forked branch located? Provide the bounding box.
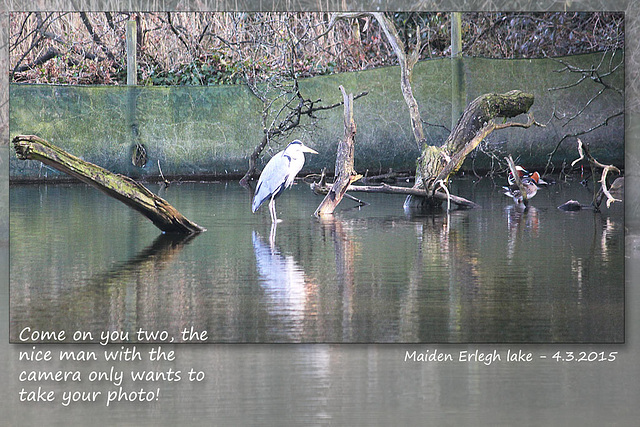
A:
[571,138,621,209]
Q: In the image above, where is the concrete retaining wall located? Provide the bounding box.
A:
[9,50,623,181]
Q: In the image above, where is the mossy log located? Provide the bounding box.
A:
[12,135,205,234]
[407,90,538,209]
[417,90,535,188]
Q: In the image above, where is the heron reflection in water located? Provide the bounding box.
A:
[252,231,309,339]
[252,140,318,223]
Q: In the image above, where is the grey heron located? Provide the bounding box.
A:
[251,140,318,223]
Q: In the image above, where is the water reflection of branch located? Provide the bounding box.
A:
[11,232,198,342]
[402,213,454,341]
[318,216,356,341]
[400,211,478,342]
[88,233,198,286]
[601,216,622,262]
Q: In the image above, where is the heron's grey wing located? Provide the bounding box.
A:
[252,152,292,212]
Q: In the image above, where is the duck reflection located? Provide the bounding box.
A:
[252,230,311,339]
[505,204,539,261]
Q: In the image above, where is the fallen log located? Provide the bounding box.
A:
[312,179,479,209]
[347,183,480,209]
[361,168,407,184]
[12,135,205,234]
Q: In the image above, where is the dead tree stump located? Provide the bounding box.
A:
[314,86,363,216]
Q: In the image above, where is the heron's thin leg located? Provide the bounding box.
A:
[269,221,277,250]
[268,197,278,223]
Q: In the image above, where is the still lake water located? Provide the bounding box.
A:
[9,177,624,343]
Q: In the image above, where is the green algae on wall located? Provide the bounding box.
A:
[9,50,623,181]
[10,84,265,180]
[461,51,624,170]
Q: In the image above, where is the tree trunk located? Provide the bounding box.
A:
[331,13,538,211]
[315,86,362,216]
[12,135,205,234]
[239,133,268,187]
[406,90,535,209]
[372,12,425,146]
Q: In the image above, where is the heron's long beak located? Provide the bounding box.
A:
[302,145,318,154]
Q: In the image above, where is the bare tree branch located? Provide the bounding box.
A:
[544,50,623,174]
[79,11,115,61]
[571,138,621,210]
[544,110,623,173]
[331,12,426,146]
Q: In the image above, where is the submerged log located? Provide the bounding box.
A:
[12,135,205,234]
[557,200,592,211]
[348,183,480,209]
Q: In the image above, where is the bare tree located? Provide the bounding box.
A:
[545,49,624,174]
[218,13,367,186]
[330,12,541,210]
